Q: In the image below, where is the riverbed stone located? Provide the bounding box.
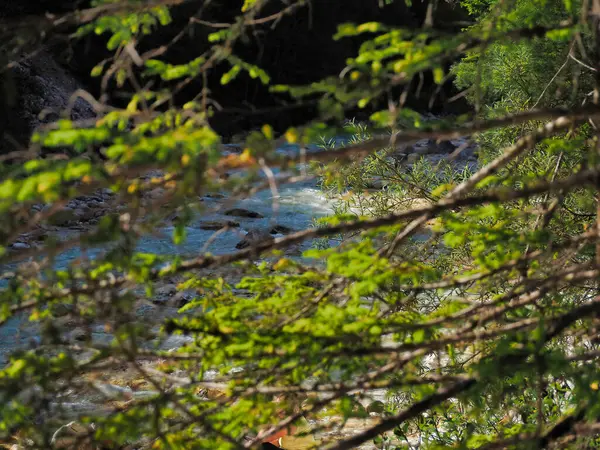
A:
[155,284,177,300]
[204,192,226,199]
[270,224,294,234]
[11,242,31,250]
[198,220,240,230]
[224,208,264,218]
[48,207,77,226]
[146,187,165,199]
[235,229,274,249]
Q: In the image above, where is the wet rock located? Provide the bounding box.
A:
[50,421,94,448]
[172,292,194,308]
[221,144,244,154]
[236,229,274,249]
[410,139,452,155]
[74,208,88,218]
[152,284,178,304]
[407,153,421,164]
[270,224,294,235]
[166,212,180,223]
[50,303,73,317]
[92,382,133,400]
[435,140,457,153]
[198,220,240,230]
[68,328,88,342]
[160,334,194,350]
[48,207,77,226]
[157,284,177,297]
[146,187,165,199]
[204,192,226,199]
[225,208,264,219]
[11,242,30,250]
[365,176,388,190]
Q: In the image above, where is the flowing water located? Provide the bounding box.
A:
[0,137,473,448]
[0,156,338,363]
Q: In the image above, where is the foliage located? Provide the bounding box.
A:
[0,0,599,449]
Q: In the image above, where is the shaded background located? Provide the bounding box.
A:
[0,0,471,152]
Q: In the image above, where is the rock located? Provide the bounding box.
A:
[412,139,457,155]
[224,208,264,218]
[50,421,93,448]
[407,153,420,164]
[198,220,240,230]
[170,290,195,308]
[365,176,387,189]
[236,229,274,249]
[166,212,180,222]
[11,242,30,250]
[435,140,457,153]
[221,144,244,154]
[270,225,294,235]
[74,208,88,218]
[2,51,96,155]
[204,193,226,199]
[50,303,73,317]
[47,207,77,226]
[152,284,177,304]
[68,328,88,342]
[160,334,194,350]
[146,188,165,199]
[92,382,133,400]
[157,284,177,296]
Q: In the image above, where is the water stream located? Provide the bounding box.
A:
[0,160,338,363]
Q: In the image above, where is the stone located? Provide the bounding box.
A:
[270,224,294,235]
[48,207,77,226]
[11,242,30,250]
[170,290,195,308]
[365,176,387,190]
[68,328,88,342]
[153,284,177,303]
[435,140,457,153]
[50,303,73,317]
[74,208,88,218]
[1,51,96,155]
[220,144,244,154]
[146,188,165,199]
[407,153,420,164]
[198,220,240,230]
[236,229,274,249]
[91,382,133,400]
[224,208,264,218]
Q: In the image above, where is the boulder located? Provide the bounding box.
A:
[236,229,274,249]
[270,224,294,235]
[151,284,178,304]
[47,207,77,226]
[435,140,457,153]
[203,192,226,199]
[199,220,240,230]
[170,290,195,308]
[1,51,96,154]
[225,208,264,218]
[146,187,165,199]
